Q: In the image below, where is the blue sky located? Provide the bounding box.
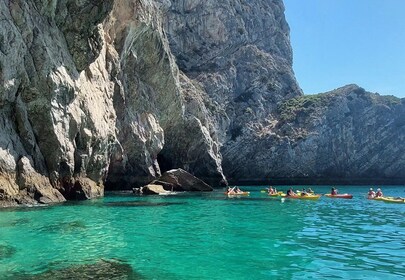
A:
[284,0,405,98]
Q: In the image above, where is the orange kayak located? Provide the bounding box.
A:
[324,194,353,199]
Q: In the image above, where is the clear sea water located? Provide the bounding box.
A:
[0,186,404,279]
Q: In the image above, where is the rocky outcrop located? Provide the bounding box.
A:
[136,168,213,194]
[154,168,213,191]
[16,156,66,204]
[163,2,405,185]
[1,0,404,207]
[139,184,166,195]
[0,0,118,205]
[222,85,405,184]
[99,0,227,188]
[0,0,226,205]
[164,0,302,151]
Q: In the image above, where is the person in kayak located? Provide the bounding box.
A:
[268,186,275,194]
[227,187,236,194]
[235,187,243,194]
[307,188,314,194]
[375,188,383,198]
[331,187,338,195]
[301,188,307,196]
[368,188,376,199]
[287,188,297,197]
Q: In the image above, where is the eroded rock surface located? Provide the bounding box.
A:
[222,85,405,184]
[1,0,404,206]
[163,1,405,185]
[139,184,166,195]
[1,0,226,205]
[154,168,213,191]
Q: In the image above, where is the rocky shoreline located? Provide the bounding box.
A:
[1,0,404,207]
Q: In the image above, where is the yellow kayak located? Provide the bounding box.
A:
[268,192,285,197]
[373,197,405,204]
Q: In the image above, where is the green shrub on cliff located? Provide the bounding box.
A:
[278,94,332,122]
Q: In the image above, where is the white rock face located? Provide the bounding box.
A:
[0,0,226,206]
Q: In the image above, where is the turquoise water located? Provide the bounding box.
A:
[1,186,404,279]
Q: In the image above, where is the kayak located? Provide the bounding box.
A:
[267,192,285,197]
[261,189,280,193]
[324,194,353,199]
[373,197,405,204]
[268,192,285,197]
[225,192,250,196]
[159,191,179,196]
[284,194,321,200]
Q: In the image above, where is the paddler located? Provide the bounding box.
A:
[368,188,376,199]
[227,187,236,194]
[375,188,383,198]
[286,187,297,197]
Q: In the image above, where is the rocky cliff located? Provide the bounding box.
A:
[0,0,227,206]
[222,84,405,185]
[162,1,405,185]
[1,0,404,206]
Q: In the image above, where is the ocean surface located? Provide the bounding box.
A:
[0,186,404,279]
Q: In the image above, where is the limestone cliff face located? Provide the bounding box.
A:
[164,0,302,142]
[162,0,305,183]
[222,85,405,184]
[163,1,404,184]
[0,0,226,206]
[1,0,404,206]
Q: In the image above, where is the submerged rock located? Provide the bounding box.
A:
[0,218,30,227]
[9,259,143,280]
[105,201,185,207]
[38,220,87,234]
[0,244,16,260]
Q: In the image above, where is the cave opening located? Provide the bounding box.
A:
[157,152,174,174]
